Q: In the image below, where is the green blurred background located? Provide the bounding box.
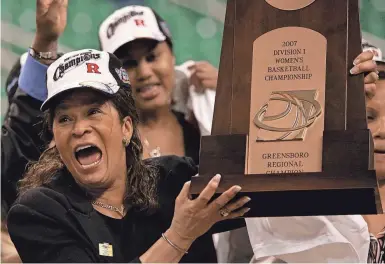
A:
[1,0,385,121]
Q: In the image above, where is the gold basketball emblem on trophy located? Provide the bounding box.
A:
[265,0,316,11]
[254,90,321,141]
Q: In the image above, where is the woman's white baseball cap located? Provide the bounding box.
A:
[41,49,130,111]
[99,5,172,54]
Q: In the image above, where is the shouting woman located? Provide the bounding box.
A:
[7,49,250,263]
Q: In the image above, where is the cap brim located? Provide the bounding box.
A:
[114,38,166,56]
[41,82,118,111]
[109,33,166,54]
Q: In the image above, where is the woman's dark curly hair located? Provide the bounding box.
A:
[18,84,158,211]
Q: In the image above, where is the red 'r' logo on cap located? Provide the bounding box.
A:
[86,63,101,74]
[134,19,145,26]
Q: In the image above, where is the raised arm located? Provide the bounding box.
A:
[1,0,67,212]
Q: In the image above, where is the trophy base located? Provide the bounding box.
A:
[191,131,382,216]
[190,172,382,217]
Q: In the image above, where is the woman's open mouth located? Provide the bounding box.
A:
[75,144,102,169]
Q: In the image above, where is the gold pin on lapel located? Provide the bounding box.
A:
[99,243,113,257]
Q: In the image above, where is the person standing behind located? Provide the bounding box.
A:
[1,53,29,264]
[362,40,385,263]
[98,5,218,161]
[14,4,219,166]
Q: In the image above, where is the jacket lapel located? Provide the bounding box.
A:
[69,210,124,262]
[48,171,125,262]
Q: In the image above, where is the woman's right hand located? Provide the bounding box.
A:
[33,0,68,60]
[36,0,68,42]
[168,174,250,244]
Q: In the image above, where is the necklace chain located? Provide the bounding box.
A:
[92,201,125,216]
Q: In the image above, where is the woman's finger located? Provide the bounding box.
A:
[47,0,68,21]
[194,70,215,82]
[195,71,214,79]
[209,185,242,211]
[220,207,251,221]
[365,83,377,99]
[176,181,192,203]
[364,71,380,84]
[194,61,210,69]
[194,174,221,208]
[222,196,251,212]
[350,60,377,75]
[353,50,374,66]
[230,207,251,218]
[213,196,250,220]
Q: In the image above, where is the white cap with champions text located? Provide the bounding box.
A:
[41,49,130,111]
[99,5,172,54]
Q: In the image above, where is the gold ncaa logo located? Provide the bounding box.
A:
[254,90,321,141]
[265,0,316,11]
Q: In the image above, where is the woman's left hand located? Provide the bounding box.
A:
[188,61,219,92]
[350,50,379,98]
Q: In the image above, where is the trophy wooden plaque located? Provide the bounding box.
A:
[190,0,383,216]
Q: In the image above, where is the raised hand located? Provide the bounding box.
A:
[168,174,250,243]
[36,0,68,41]
[350,50,379,98]
[33,0,68,58]
[188,61,219,92]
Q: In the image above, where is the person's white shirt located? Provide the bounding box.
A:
[246,215,370,263]
[173,60,215,136]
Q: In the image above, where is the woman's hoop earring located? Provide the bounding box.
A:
[122,138,130,147]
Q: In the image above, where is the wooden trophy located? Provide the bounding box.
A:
[190,0,383,216]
